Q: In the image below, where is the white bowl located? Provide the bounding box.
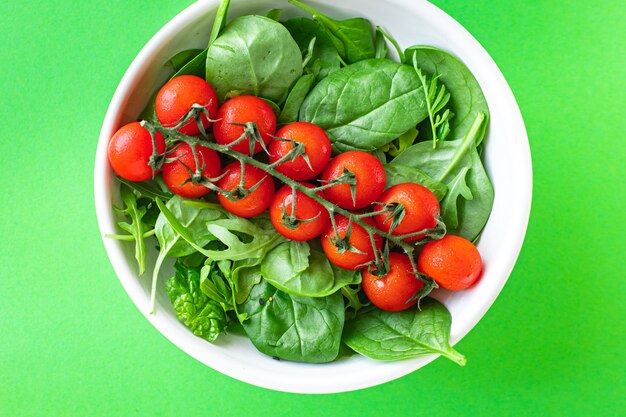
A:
[94,0,532,393]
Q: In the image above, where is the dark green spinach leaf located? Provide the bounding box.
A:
[279,73,316,124]
[261,241,360,297]
[289,0,375,64]
[283,17,341,80]
[299,59,428,152]
[206,15,303,103]
[384,164,448,201]
[241,279,345,363]
[343,298,465,365]
[166,49,204,72]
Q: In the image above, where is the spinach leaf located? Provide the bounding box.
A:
[299,59,428,152]
[232,261,262,304]
[166,262,226,342]
[264,8,282,22]
[283,17,341,80]
[157,201,285,262]
[384,164,448,201]
[206,15,303,103]
[405,46,489,145]
[392,113,493,240]
[241,279,345,363]
[261,241,360,297]
[114,184,149,275]
[381,126,418,157]
[374,29,389,59]
[208,0,230,46]
[342,298,466,365]
[289,0,375,64]
[151,197,225,312]
[440,166,473,229]
[166,49,204,72]
[138,49,209,122]
[279,73,316,124]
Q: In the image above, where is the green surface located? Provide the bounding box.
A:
[1,0,624,415]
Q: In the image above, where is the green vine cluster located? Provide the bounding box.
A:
[141,109,446,295]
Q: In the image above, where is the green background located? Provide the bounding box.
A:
[1,0,624,415]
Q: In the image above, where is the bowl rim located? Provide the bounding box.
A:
[94,0,532,393]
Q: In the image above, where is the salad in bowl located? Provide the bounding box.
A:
[96,0,531,393]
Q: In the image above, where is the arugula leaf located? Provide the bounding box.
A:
[343,298,466,365]
[413,56,453,148]
[241,279,345,363]
[440,166,473,229]
[405,46,490,145]
[157,200,285,262]
[166,262,226,342]
[261,241,360,297]
[114,184,148,275]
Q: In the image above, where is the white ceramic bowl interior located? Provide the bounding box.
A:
[95,0,532,394]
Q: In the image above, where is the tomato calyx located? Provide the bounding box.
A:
[326,213,366,255]
[317,167,358,205]
[226,121,272,155]
[279,185,321,230]
[267,136,313,171]
[139,121,168,176]
[161,102,219,137]
[372,202,407,234]
[218,160,270,202]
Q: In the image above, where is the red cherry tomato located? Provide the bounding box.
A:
[212,95,276,155]
[417,235,482,290]
[269,183,329,241]
[155,75,219,135]
[321,215,383,270]
[216,162,275,218]
[362,252,423,312]
[161,142,221,198]
[268,122,331,181]
[321,151,386,210]
[374,183,440,241]
[108,122,165,182]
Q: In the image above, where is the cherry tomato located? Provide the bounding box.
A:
[161,143,221,198]
[374,183,440,241]
[217,162,274,218]
[155,75,219,135]
[270,183,329,241]
[361,252,423,312]
[320,151,386,210]
[417,235,482,290]
[321,215,383,270]
[268,122,331,181]
[212,95,276,155]
[108,122,165,182]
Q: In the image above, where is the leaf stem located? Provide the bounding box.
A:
[437,112,485,182]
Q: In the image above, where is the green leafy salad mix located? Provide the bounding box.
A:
[106,0,493,366]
